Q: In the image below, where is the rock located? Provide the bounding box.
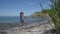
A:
[6,21,55,34]
[42,29,56,34]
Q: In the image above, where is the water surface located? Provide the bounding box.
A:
[0,16,47,23]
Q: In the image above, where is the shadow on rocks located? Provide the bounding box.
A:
[0,30,7,34]
[42,29,56,34]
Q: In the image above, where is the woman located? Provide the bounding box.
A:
[20,11,24,27]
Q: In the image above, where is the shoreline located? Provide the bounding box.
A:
[7,22,55,34]
[0,18,56,34]
[0,20,56,34]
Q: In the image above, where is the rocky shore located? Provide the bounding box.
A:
[4,20,56,34]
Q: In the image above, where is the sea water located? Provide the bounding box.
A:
[0,16,47,23]
[0,16,49,30]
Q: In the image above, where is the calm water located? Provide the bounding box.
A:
[0,16,47,23]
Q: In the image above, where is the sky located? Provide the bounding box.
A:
[0,0,51,16]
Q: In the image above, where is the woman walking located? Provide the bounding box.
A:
[20,11,24,27]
